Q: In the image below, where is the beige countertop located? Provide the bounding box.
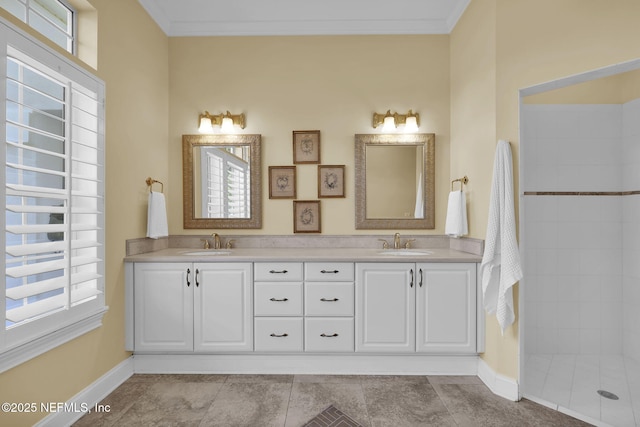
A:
[124,247,482,263]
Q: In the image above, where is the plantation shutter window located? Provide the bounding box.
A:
[201,146,250,219]
[1,16,106,371]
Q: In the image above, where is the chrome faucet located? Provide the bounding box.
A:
[393,233,401,249]
[211,233,221,249]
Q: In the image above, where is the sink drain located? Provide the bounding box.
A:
[597,390,619,400]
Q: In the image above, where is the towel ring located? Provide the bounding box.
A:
[146,177,164,193]
[451,176,469,192]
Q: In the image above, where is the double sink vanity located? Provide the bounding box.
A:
[124,133,484,374]
[124,235,484,375]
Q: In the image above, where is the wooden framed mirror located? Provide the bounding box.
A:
[355,133,435,229]
[182,134,262,229]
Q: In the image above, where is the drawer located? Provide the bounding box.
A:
[255,317,303,352]
[305,263,354,281]
[305,282,354,316]
[305,318,354,352]
[254,263,303,281]
[255,282,303,316]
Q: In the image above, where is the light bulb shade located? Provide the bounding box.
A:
[382,115,396,130]
[220,116,234,132]
[198,117,213,133]
[405,115,419,132]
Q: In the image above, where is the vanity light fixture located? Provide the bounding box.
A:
[404,111,419,132]
[372,109,420,132]
[198,110,246,133]
[382,111,396,131]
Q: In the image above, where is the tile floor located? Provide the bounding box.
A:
[73,374,590,427]
[523,354,640,427]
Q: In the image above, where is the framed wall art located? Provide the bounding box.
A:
[269,166,296,199]
[293,200,321,233]
[293,130,320,164]
[318,165,345,198]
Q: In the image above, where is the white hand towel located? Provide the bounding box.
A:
[414,173,424,219]
[147,191,168,239]
[480,140,523,335]
[445,190,468,237]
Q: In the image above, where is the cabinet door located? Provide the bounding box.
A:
[416,263,476,353]
[194,263,253,352]
[134,263,193,352]
[355,263,415,352]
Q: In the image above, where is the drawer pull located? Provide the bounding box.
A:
[270,333,289,338]
[320,298,339,302]
[269,297,289,302]
[320,333,339,338]
[269,269,288,274]
[320,269,339,274]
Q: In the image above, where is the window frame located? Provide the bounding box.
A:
[0,13,106,373]
[0,0,76,54]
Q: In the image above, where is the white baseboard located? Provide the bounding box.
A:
[477,357,519,401]
[133,353,480,376]
[33,354,522,427]
[34,357,134,427]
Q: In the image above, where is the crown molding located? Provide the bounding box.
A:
[137,0,469,37]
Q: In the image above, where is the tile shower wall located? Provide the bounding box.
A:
[522,104,624,355]
[623,98,640,362]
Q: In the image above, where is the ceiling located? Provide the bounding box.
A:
[137,0,471,37]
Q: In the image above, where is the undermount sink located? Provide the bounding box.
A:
[182,250,232,256]
[378,249,434,256]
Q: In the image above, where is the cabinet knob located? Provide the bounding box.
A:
[269,297,289,302]
[320,270,339,274]
[410,269,414,288]
[270,333,289,338]
[186,268,191,287]
[269,270,288,274]
[320,298,339,302]
[320,333,339,338]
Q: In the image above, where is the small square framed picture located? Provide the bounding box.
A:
[293,200,321,233]
[269,166,296,199]
[318,165,345,198]
[293,130,320,164]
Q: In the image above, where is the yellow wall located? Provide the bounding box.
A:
[0,1,169,425]
[167,35,451,235]
[620,69,640,103]
[4,2,640,422]
[450,0,497,238]
[451,0,640,380]
[366,146,419,218]
[524,68,640,104]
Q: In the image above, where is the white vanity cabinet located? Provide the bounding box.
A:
[355,263,416,352]
[253,262,355,352]
[194,263,253,352]
[356,262,477,354]
[416,263,476,353]
[304,263,355,353]
[127,255,480,370]
[134,262,194,352]
[133,262,253,352]
[254,262,304,351]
